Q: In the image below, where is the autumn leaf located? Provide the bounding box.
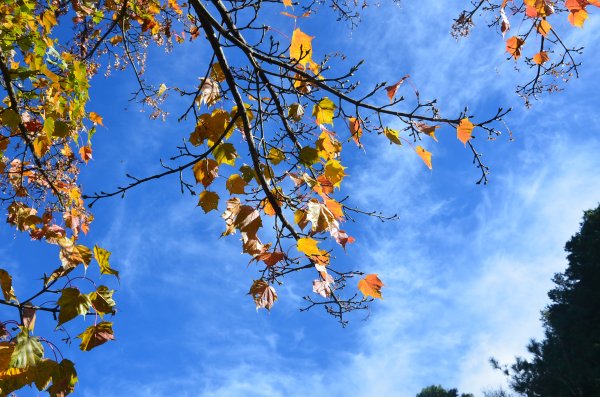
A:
[569,9,589,27]
[9,328,44,368]
[210,62,226,82]
[297,237,321,257]
[193,159,219,187]
[196,78,221,107]
[78,322,115,351]
[283,0,292,6]
[415,146,432,170]
[324,159,346,188]
[358,274,384,299]
[385,75,409,101]
[287,103,304,121]
[533,51,549,65]
[384,127,402,145]
[290,28,315,68]
[537,19,552,37]
[268,147,286,165]
[299,146,320,166]
[313,273,334,298]
[248,280,277,310]
[415,122,439,142]
[226,174,247,194]
[93,245,119,278]
[0,269,18,303]
[79,146,93,164]
[213,143,238,166]
[88,286,116,317]
[88,112,103,126]
[457,118,474,145]
[312,97,336,126]
[57,287,91,325]
[348,117,362,147]
[506,36,525,60]
[198,190,219,213]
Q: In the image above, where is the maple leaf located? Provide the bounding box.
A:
[457,118,474,145]
[312,97,336,126]
[88,286,116,317]
[384,127,402,145]
[213,143,238,166]
[78,322,115,351]
[290,28,315,68]
[198,190,219,213]
[268,147,286,165]
[226,174,247,194]
[385,75,409,101]
[415,146,432,170]
[57,288,92,325]
[297,237,321,257]
[569,9,589,27]
[348,117,363,147]
[193,159,219,187]
[358,274,384,299]
[537,19,552,37]
[415,122,439,142]
[196,78,221,107]
[79,146,93,164]
[313,273,334,298]
[324,159,346,188]
[93,245,119,278]
[9,328,44,368]
[0,269,18,303]
[88,112,103,126]
[506,36,525,60]
[533,51,550,65]
[248,280,277,310]
[287,103,304,121]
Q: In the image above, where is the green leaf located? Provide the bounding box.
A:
[47,359,77,396]
[213,143,238,166]
[0,109,21,129]
[267,147,286,165]
[57,288,91,326]
[299,147,319,167]
[9,328,44,368]
[78,322,114,352]
[93,245,119,278]
[312,97,336,126]
[239,165,256,183]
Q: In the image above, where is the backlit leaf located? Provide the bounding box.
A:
[193,159,219,187]
[213,143,238,166]
[0,269,17,303]
[57,288,91,325]
[415,146,432,170]
[9,328,43,368]
[384,127,402,145]
[297,237,321,257]
[457,118,474,145]
[290,28,314,68]
[358,274,384,299]
[93,245,119,278]
[506,36,525,60]
[198,191,219,213]
[226,174,247,194]
[248,280,277,311]
[78,322,114,351]
[533,51,549,65]
[312,97,336,126]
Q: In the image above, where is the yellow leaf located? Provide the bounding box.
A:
[457,118,474,145]
[268,147,286,165]
[568,9,588,28]
[198,191,219,213]
[0,269,17,303]
[226,174,247,194]
[93,245,119,278]
[358,274,384,299]
[415,122,439,142]
[415,146,432,170]
[324,159,346,188]
[290,28,314,68]
[283,0,292,6]
[384,127,402,145]
[89,112,103,126]
[537,19,552,37]
[312,97,336,126]
[193,159,219,187]
[78,322,114,351]
[297,237,321,257]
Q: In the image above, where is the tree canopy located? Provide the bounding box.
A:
[1,0,599,395]
[417,384,474,397]
[495,204,600,397]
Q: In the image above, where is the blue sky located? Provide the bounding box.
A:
[2,1,600,396]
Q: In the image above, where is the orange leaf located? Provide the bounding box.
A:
[537,19,552,37]
[283,0,292,6]
[79,146,92,164]
[89,112,103,126]
[533,51,549,65]
[415,122,439,142]
[348,117,362,147]
[384,75,409,102]
[358,274,384,299]
[415,146,432,170]
[568,9,588,27]
[457,118,474,145]
[506,36,525,60]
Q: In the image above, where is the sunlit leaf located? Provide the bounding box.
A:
[358,274,384,299]
[78,322,114,351]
